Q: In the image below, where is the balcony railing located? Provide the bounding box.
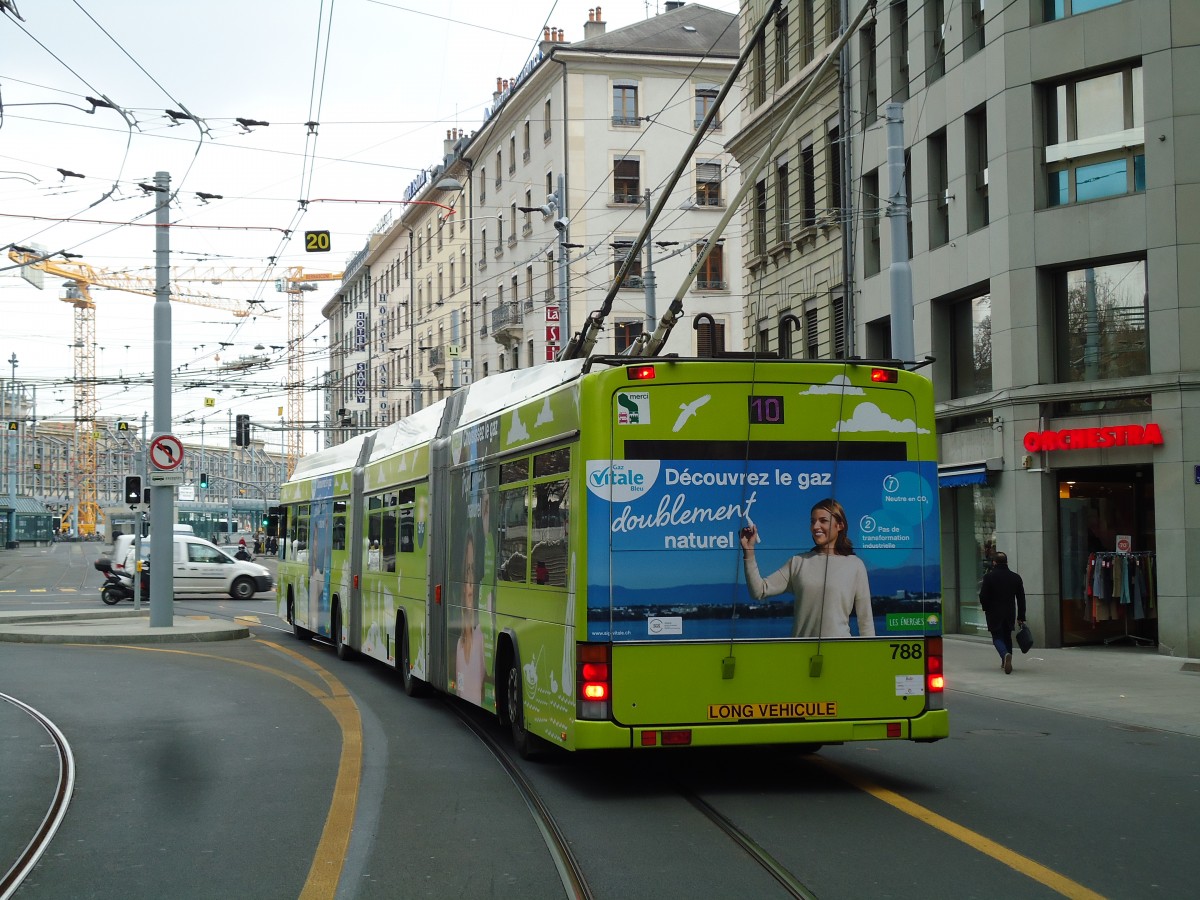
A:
[695,279,727,291]
[611,115,641,127]
[613,192,640,204]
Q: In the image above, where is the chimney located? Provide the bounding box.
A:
[540,25,555,55]
[494,77,503,102]
[444,129,457,157]
[584,7,606,39]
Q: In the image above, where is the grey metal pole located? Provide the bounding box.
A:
[885,103,914,362]
[556,173,570,344]
[227,409,233,538]
[148,171,174,627]
[643,189,656,335]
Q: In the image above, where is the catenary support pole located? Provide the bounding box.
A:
[149,171,174,627]
[885,103,914,362]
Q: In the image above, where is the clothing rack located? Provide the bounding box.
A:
[1089,551,1156,646]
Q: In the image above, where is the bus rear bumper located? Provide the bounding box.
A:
[571,709,949,750]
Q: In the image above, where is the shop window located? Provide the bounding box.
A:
[1046,65,1143,206]
[949,483,996,636]
[1053,259,1148,382]
[1050,393,1151,417]
[950,293,992,398]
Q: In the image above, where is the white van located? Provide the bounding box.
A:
[124,534,273,600]
[112,524,194,573]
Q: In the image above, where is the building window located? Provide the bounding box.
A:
[614,321,643,353]
[613,245,643,289]
[1046,65,1144,207]
[825,0,842,45]
[827,122,842,225]
[478,167,486,202]
[964,0,985,57]
[800,0,815,65]
[800,137,816,227]
[951,293,992,398]
[614,157,640,204]
[544,99,552,141]
[494,151,502,188]
[891,0,909,102]
[696,161,722,206]
[927,0,946,82]
[752,34,766,107]
[774,8,791,88]
[1054,259,1148,382]
[753,180,768,257]
[757,319,771,354]
[832,294,846,358]
[509,203,518,246]
[695,86,720,130]
[523,121,531,161]
[928,128,949,249]
[966,104,990,230]
[860,23,877,128]
[1045,0,1123,19]
[613,83,639,126]
[775,156,790,243]
[696,243,724,290]
[696,317,726,356]
[863,169,881,277]
[804,307,820,358]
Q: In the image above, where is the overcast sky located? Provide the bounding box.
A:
[1,0,740,455]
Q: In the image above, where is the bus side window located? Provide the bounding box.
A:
[532,478,569,587]
[498,487,528,583]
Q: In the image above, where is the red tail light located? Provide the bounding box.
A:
[870,367,899,383]
[926,636,945,707]
[577,643,612,720]
[626,365,656,380]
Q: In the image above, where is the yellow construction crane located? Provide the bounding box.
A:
[7,248,266,535]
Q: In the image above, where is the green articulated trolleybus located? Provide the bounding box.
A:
[277,355,948,755]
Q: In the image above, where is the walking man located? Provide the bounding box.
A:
[979,551,1027,674]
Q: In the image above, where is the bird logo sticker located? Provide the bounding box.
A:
[671,393,711,432]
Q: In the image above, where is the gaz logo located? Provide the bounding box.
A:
[616,391,650,425]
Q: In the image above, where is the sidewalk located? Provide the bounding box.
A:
[943,635,1200,737]
[0,608,249,644]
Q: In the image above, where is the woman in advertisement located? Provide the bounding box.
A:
[455,528,486,704]
[740,497,875,638]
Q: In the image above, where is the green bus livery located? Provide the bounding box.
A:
[276,357,948,754]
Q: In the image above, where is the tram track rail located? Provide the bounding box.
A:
[0,692,75,900]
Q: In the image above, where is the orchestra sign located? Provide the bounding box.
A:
[1023,423,1163,453]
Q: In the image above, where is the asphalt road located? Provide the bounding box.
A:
[2,541,1197,899]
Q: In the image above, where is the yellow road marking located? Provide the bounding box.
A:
[85,640,361,900]
[235,615,262,624]
[813,757,1105,899]
[0,590,14,593]
[59,588,78,593]
[30,589,45,593]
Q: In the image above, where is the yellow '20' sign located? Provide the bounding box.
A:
[305,230,331,252]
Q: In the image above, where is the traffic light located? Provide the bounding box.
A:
[124,475,142,505]
[199,472,209,489]
[235,414,250,447]
[261,514,270,529]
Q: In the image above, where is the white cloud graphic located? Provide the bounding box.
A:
[535,397,554,428]
[835,401,930,434]
[505,409,530,444]
[799,374,865,396]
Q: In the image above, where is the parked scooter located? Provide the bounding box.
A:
[94,557,142,605]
